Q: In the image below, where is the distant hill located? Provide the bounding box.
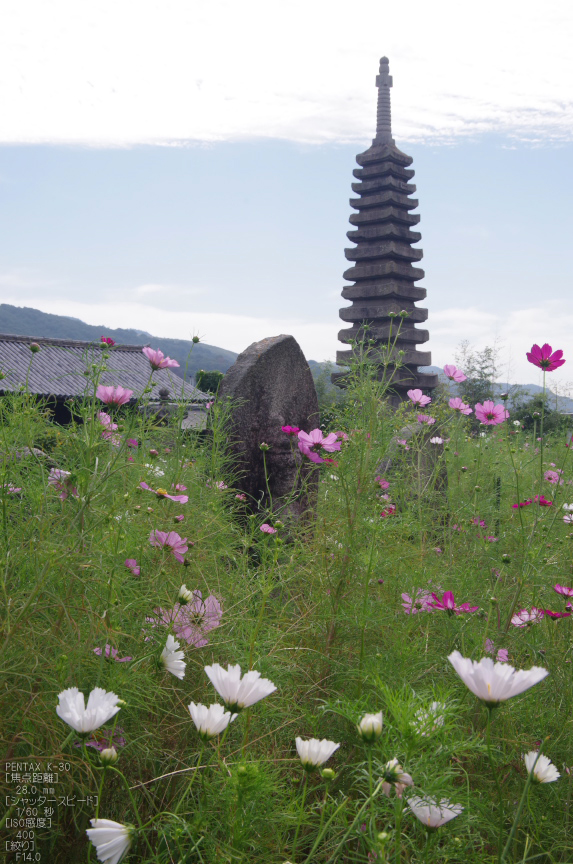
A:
[0,304,238,381]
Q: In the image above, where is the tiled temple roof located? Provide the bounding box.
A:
[0,333,208,401]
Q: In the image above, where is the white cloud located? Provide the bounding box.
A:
[2,0,573,146]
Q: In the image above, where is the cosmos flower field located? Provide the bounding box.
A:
[1,341,572,863]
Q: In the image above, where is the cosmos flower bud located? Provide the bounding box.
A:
[178,584,194,604]
[99,746,119,766]
[357,711,383,742]
[321,768,336,781]
[29,342,41,353]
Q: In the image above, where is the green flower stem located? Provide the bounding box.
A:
[109,766,155,857]
[318,781,383,864]
[394,796,404,864]
[291,773,309,862]
[485,707,504,863]
[367,749,374,824]
[174,743,204,815]
[500,743,546,863]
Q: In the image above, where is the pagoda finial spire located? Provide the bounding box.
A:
[373,56,394,145]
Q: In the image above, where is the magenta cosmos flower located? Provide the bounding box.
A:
[443,364,467,383]
[297,429,341,464]
[140,481,188,504]
[449,397,472,415]
[149,530,189,563]
[100,336,115,346]
[407,389,431,407]
[96,385,133,406]
[475,401,509,425]
[282,425,301,435]
[48,468,79,500]
[430,591,478,615]
[142,346,180,370]
[526,343,565,372]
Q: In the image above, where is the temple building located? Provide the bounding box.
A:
[334,57,438,404]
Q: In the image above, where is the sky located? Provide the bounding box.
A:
[0,0,572,390]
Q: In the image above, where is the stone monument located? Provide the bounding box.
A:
[334,57,438,406]
[217,335,319,521]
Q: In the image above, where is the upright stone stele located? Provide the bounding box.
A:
[217,335,319,521]
[334,57,438,406]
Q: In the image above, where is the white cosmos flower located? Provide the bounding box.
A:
[161,635,186,680]
[188,702,236,739]
[295,737,340,769]
[429,437,443,444]
[204,663,276,711]
[412,701,446,736]
[86,818,134,864]
[447,651,548,704]
[381,758,414,797]
[407,796,463,828]
[178,584,195,604]
[357,711,383,742]
[524,751,561,783]
[56,687,121,734]
[562,503,573,511]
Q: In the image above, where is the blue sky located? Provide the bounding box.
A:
[1,0,572,389]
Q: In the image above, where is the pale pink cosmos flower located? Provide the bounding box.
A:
[48,468,79,500]
[449,397,473,415]
[149,530,189,563]
[146,591,222,647]
[511,608,545,627]
[485,639,509,663]
[297,429,341,464]
[206,479,228,490]
[417,414,436,425]
[142,346,180,370]
[407,389,431,407]
[401,589,434,614]
[93,645,132,662]
[96,385,133,406]
[172,483,187,492]
[429,436,443,445]
[430,591,479,615]
[475,401,509,425]
[526,343,565,372]
[174,514,185,523]
[443,364,467,383]
[140,481,188,504]
[397,439,410,450]
[235,493,247,502]
[124,558,140,576]
[554,584,573,598]
[260,523,277,534]
[1,483,22,494]
[544,470,563,485]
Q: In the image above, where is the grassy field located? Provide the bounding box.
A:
[1,343,572,863]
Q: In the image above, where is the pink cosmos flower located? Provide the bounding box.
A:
[554,584,573,598]
[397,439,410,450]
[1,483,22,494]
[334,431,349,441]
[206,479,228,490]
[149,530,189,563]
[96,385,133,406]
[235,493,247,502]
[127,438,138,448]
[512,499,533,509]
[173,483,187,492]
[146,592,222,647]
[93,645,132,662]
[48,468,78,500]
[260,523,277,534]
[80,726,126,752]
[534,495,553,507]
[443,364,467,383]
[401,589,434,614]
[124,558,140,576]
[375,476,390,490]
[417,414,436,425]
[380,504,396,518]
[407,389,431,407]
[511,608,545,627]
[140,481,188,504]
[544,609,572,619]
[449,397,473,415]
[282,425,301,435]
[98,411,119,440]
[297,429,341,464]
[475,401,509,425]
[100,336,115,346]
[485,639,509,662]
[430,591,478,615]
[526,343,566,372]
[142,346,180,370]
[174,514,185,523]
[544,470,562,485]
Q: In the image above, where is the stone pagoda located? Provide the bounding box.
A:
[334,57,437,404]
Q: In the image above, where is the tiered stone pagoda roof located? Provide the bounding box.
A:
[334,57,438,403]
